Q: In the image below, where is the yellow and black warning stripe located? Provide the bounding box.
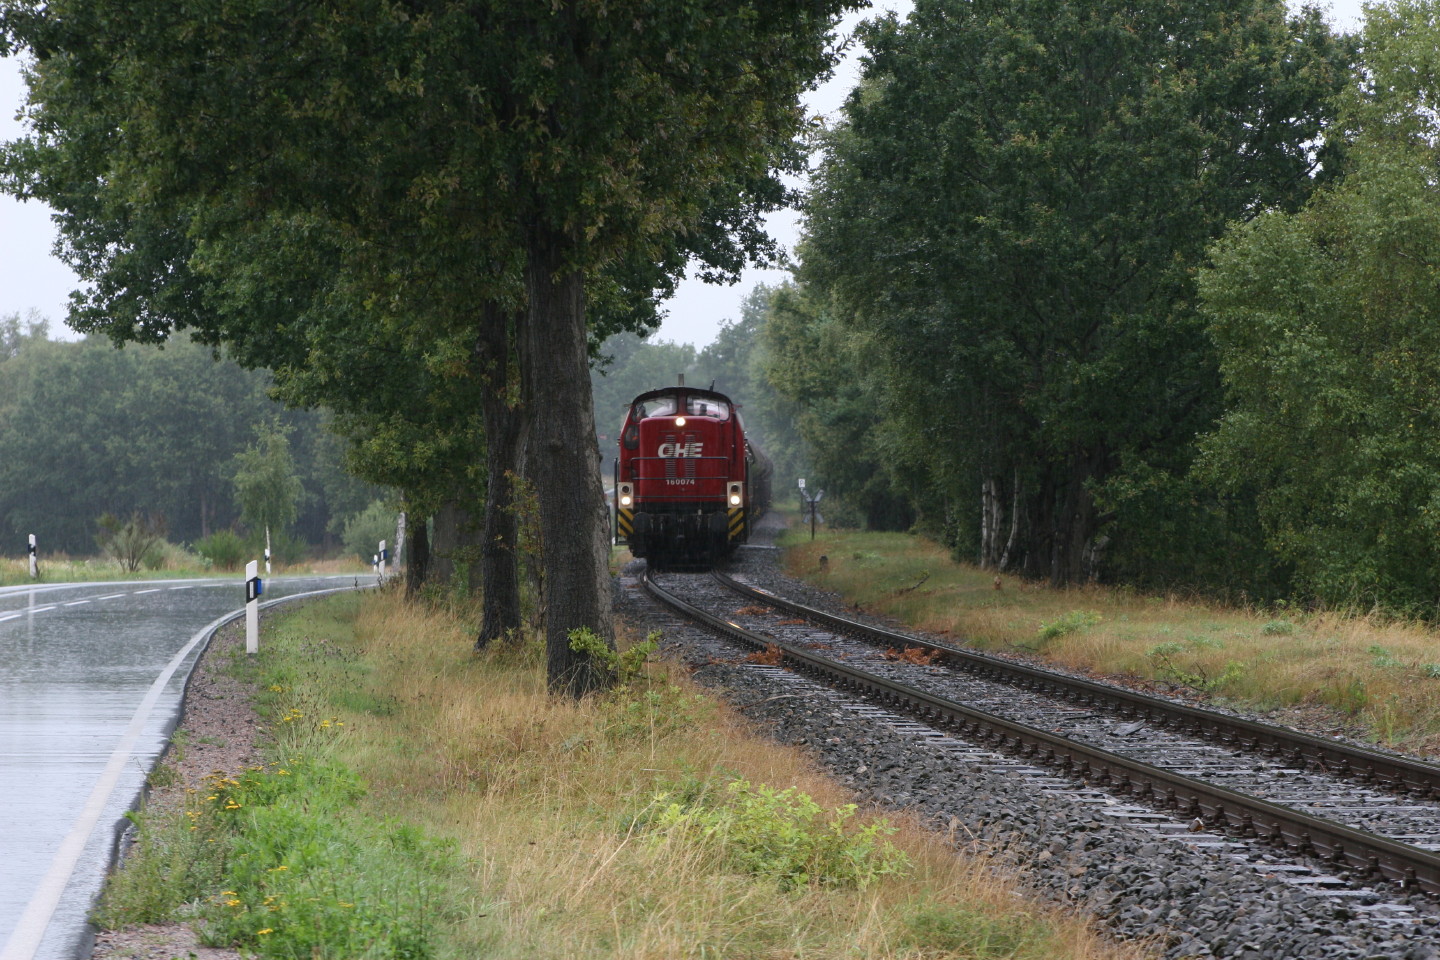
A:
[728,506,745,541]
[617,506,634,543]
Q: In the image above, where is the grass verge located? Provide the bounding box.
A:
[782,526,1440,755]
[97,589,1151,960]
[0,554,365,586]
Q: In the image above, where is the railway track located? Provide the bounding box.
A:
[641,567,1440,899]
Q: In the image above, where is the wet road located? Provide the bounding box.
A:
[0,575,373,960]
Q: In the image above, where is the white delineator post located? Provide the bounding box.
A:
[378,539,387,579]
[245,560,261,654]
[27,534,37,579]
[264,527,272,576]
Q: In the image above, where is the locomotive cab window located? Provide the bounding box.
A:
[686,398,729,420]
[635,397,677,419]
[632,393,730,421]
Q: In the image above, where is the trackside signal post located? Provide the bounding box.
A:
[799,479,824,541]
[245,560,263,654]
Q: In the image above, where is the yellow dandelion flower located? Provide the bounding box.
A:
[257,928,273,935]
[268,865,289,872]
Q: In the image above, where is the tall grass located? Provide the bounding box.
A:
[784,528,1440,754]
[99,588,1150,960]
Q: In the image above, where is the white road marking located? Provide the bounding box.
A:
[28,606,55,614]
[131,589,161,595]
[0,613,19,623]
[63,601,91,607]
[94,594,126,601]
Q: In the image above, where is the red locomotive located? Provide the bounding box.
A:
[613,379,772,566]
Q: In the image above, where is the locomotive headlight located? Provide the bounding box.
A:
[729,493,742,506]
[675,416,686,427]
[618,483,633,507]
[620,494,633,506]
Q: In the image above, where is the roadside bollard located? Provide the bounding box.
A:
[244,560,263,654]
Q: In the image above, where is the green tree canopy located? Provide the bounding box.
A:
[760,282,915,529]
[232,420,304,549]
[3,0,854,691]
[0,331,351,553]
[802,0,1350,585]
[1199,0,1440,613]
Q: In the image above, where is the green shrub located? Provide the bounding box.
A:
[1035,610,1101,642]
[1146,640,1245,692]
[1368,644,1402,668]
[196,530,247,570]
[96,511,168,572]
[644,779,910,890]
[1261,619,1294,636]
[342,500,397,564]
[569,626,658,686]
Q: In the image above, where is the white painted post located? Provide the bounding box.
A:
[27,534,37,579]
[245,560,261,654]
[264,526,272,576]
[378,539,388,579]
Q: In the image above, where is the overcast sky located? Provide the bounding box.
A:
[0,0,1369,346]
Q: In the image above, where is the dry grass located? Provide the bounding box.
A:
[784,528,1440,755]
[265,589,1152,960]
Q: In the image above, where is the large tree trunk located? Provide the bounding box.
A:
[430,498,458,586]
[1020,447,1106,588]
[474,306,526,649]
[1021,471,1053,582]
[520,222,614,697]
[430,495,478,590]
[405,515,430,598]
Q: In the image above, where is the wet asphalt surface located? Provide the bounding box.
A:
[0,575,373,960]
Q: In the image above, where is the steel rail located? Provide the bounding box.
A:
[712,571,1440,799]
[643,570,1440,896]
